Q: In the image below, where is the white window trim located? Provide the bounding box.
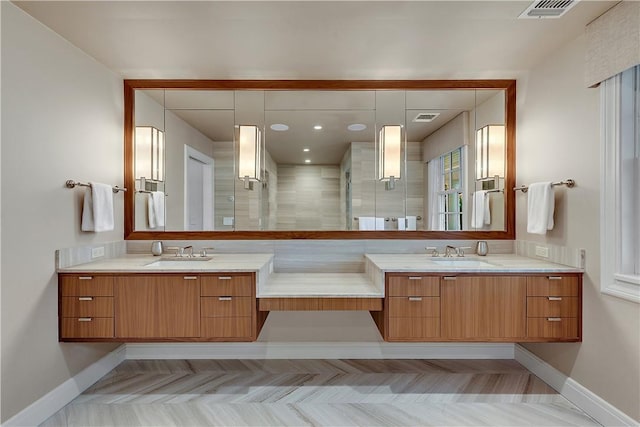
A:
[600,73,640,303]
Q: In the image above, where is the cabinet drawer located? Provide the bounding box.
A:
[60,275,113,296]
[201,317,252,338]
[388,297,440,318]
[388,275,440,297]
[388,317,440,339]
[61,297,113,317]
[527,317,578,339]
[201,274,253,296]
[527,276,579,296]
[60,317,114,338]
[527,297,578,318]
[201,296,253,317]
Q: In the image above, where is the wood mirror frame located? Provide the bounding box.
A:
[124,79,516,240]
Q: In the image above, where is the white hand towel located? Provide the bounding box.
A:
[148,191,165,229]
[397,218,406,231]
[358,216,375,230]
[375,217,386,230]
[81,183,114,232]
[471,191,489,229]
[406,216,417,231]
[527,182,555,234]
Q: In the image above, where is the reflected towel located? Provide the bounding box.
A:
[406,216,417,231]
[527,182,554,234]
[471,191,491,228]
[375,217,385,230]
[81,183,114,232]
[398,218,406,231]
[358,216,376,230]
[148,191,165,229]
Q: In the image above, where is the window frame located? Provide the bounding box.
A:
[437,147,465,231]
[600,66,640,303]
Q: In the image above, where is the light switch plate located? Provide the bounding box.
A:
[535,245,549,258]
[92,246,105,258]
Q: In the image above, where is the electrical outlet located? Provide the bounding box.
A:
[535,245,549,258]
[92,246,105,258]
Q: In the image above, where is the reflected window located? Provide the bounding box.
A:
[427,147,464,231]
[437,147,464,231]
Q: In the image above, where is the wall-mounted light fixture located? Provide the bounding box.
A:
[135,126,164,182]
[377,125,403,190]
[475,124,505,182]
[237,124,262,190]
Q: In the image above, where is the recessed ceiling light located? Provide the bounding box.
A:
[348,123,366,131]
[305,159,311,163]
[303,148,310,152]
[313,125,323,130]
[270,123,289,131]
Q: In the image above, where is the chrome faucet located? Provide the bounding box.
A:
[444,245,458,257]
[182,246,194,258]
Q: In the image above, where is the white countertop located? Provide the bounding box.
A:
[57,252,581,298]
[57,253,275,273]
[364,253,583,273]
[260,273,382,298]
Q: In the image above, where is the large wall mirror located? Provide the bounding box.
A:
[124,80,515,240]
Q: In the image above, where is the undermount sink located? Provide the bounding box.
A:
[144,257,213,268]
[429,259,494,268]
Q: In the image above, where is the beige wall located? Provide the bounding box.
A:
[517,34,640,421]
[1,2,122,421]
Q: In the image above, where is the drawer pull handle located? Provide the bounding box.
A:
[443,276,457,281]
[78,318,93,322]
[548,276,563,281]
[218,276,232,280]
[218,297,233,301]
[183,276,198,280]
[547,317,562,322]
[548,297,563,301]
[408,277,422,280]
[78,276,93,280]
[78,297,93,301]
[408,297,423,302]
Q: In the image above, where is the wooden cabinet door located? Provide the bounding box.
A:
[115,275,200,338]
[441,276,526,340]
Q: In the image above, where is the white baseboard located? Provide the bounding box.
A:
[3,345,126,427]
[125,342,515,360]
[515,345,639,427]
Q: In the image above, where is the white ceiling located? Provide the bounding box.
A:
[14,1,615,80]
[14,0,616,164]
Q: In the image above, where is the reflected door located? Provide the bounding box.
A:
[185,146,214,231]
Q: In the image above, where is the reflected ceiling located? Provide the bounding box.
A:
[141,89,501,165]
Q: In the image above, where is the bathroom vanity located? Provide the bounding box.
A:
[57,253,582,343]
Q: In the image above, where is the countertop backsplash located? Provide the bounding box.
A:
[56,240,126,269]
[126,240,514,273]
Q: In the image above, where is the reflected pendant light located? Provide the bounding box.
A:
[475,124,505,181]
[237,124,262,190]
[135,126,164,182]
[378,125,402,190]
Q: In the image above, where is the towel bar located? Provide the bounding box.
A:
[354,216,423,221]
[513,179,575,193]
[65,180,127,194]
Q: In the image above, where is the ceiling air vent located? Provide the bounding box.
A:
[518,0,578,19]
[413,112,440,123]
